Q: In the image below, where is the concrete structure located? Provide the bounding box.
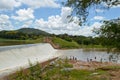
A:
[0,43,59,78]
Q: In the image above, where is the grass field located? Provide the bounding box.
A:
[0,38,43,46]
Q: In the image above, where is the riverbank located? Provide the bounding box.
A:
[0,57,58,80]
[1,37,119,53]
[2,58,120,80]
[0,37,104,49]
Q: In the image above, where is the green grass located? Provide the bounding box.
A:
[0,37,111,50]
[52,37,80,49]
[0,38,43,46]
[81,45,105,48]
[6,59,120,80]
[98,65,120,70]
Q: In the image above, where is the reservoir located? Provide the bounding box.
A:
[0,43,120,78]
[58,49,120,63]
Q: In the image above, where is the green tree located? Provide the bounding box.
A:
[65,0,120,23]
[94,18,120,50]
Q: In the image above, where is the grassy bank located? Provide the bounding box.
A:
[4,59,120,80]
[52,37,80,49]
[0,37,106,50]
[0,38,43,46]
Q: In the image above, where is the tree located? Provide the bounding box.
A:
[94,18,120,50]
[65,0,120,23]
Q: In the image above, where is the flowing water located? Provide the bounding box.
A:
[0,43,58,78]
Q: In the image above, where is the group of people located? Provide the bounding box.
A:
[69,56,104,63]
[69,56,77,61]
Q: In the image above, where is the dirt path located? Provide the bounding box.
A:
[43,37,60,49]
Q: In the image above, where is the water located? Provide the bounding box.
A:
[0,43,120,78]
[0,43,59,78]
[58,49,120,63]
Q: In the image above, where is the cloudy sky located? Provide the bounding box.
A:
[0,0,120,36]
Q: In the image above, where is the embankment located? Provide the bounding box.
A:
[0,43,59,78]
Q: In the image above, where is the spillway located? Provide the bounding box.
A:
[0,43,59,78]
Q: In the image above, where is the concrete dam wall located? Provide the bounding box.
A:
[0,43,59,78]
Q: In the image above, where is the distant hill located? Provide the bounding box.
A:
[0,28,50,39]
[17,28,50,36]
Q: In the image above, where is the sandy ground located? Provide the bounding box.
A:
[69,60,120,70]
[69,60,120,80]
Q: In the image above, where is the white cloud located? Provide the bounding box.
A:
[61,7,73,23]
[103,2,120,8]
[71,22,103,36]
[34,7,103,36]
[34,7,80,35]
[95,9,104,13]
[93,16,105,20]
[112,4,120,8]
[0,0,60,10]
[0,14,14,30]
[0,0,21,10]
[21,20,33,28]
[12,8,34,21]
[19,0,60,9]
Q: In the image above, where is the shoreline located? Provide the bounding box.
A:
[1,57,58,80]
[2,58,120,80]
[69,59,120,70]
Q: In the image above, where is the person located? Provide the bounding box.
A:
[90,59,92,62]
[100,58,102,63]
[75,57,77,60]
[87,58,89,62]
[69,56,72,60]
[95,57,96,59]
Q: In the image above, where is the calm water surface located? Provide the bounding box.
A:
[58,49,120,63]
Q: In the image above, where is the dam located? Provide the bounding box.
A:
[0,43,120,78]
[0,43,59,78]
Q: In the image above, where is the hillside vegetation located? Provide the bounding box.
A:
[52,37,80,49]
[0,28,109,49]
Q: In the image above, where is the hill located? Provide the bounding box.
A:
[0,28,50,40]
[17,28,49,36]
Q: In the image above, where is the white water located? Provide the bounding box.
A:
[0,43,59,78]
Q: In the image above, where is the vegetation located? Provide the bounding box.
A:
[94,18,120,50]
[6,59,120,80]
[0,28,49,40]
[65,0,120,23]
[0,28,103,48]
[0,27,119,50]
[0,38,43,46]
[52,37,80,49]
[64,0,120,50]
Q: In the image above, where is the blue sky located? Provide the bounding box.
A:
[0,0,120,36]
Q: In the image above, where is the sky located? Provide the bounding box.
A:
[0,0,120,36]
